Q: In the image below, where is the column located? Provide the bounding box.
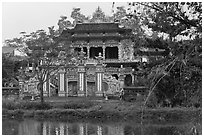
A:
[87,46,90,59]
[47,77,51,97]
[95,65,104,96]
[118,74,125,89]
[130,43,134,60]
[78,65,86,96]
[43,73,49,97]
[103,46,106,60]
[18,79,24,99]
[118,43,122,60]
[58,68,66,97]
[118,66,125,90]
[118,45,120,60]
[66,74,69,96]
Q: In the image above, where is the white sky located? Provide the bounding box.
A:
[2,2,128,41]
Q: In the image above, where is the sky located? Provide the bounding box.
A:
[2,2,128,41]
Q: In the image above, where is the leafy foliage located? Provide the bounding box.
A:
[128,2,202,107]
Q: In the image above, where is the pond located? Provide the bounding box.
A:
[2,118,201,135]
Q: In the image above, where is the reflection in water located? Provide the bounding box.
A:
[40,122,124,135]
[2,119,201,135]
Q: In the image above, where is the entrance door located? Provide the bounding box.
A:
[87,82,95,96]
[68,81,78,96]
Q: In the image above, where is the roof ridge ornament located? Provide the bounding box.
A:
[91,6,107,23]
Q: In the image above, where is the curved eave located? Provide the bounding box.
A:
[71,35,131,41]
[64,28,132,33]
[134,50,169,56]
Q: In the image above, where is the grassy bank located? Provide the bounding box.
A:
[2,97,201,123]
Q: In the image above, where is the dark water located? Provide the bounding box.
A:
[2,118,201,135]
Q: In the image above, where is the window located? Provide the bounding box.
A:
[105,47,118,59]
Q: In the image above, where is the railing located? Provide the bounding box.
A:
[85,59,98,64]
[104,59,119,63]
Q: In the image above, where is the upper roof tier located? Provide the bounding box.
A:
[61,22,132,33]
[55,22,132,42]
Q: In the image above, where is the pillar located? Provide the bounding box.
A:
[130,44,134,60]
[18,79,24,99]
[58,68,66,97]
[131,74,135,85]
[87,46,90,59]
[66,74,69,96]
[119,65,125,90]
[118,43,122,60]
[47,78,51,97]
[103,46,106,60]
[95,65,104,96]
[78,65,86,96]
[43,73,49,97]
[118,74,125,89]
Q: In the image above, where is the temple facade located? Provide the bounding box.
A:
[40,22,142,97]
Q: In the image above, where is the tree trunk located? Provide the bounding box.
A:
[39,81,44,104]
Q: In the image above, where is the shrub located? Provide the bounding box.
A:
[2,98,21,110]
[2,98,52,110]
[63,100,94,109]
[146,92,158,108]
[20,102,52,110]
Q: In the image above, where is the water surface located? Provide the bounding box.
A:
[2,118,201,135]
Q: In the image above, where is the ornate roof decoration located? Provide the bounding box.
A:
[90,6,107,23]
[71,23,123,31]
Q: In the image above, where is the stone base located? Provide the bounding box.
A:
[43,93,48,97]
[95,92,104,97]
[78,93,85,97]
[58,93,66,97]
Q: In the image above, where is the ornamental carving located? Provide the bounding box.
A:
[105,40,118,44]
[90,6,107,23]
[86,74,95,82]
[105,67,119,73]
[67,68,77,75]
[89,33,103,36]
[120,39,133,61]
[86,67,95,75]
[73,40,87,45]
[89,40,103,44]
[103,74,122,95]
[105,32,120,36]
[67,74,77,81]
[57,16,72,34]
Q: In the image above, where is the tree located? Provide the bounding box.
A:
[24,28,74,103]
[5,26,73,103]
[128,2,202,107]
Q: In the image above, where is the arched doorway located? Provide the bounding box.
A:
[68,81,77,96]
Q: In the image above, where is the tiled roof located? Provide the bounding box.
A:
[67,22,132,32]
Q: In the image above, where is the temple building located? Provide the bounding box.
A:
[42,21,141,97]
[19,7,167,98]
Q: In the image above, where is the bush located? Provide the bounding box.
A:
[63,100,94,109]
[2,98,52,110]
[146,92,158,108]
[20,102,52,110]
[2,98,21,110]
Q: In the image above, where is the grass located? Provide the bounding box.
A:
[2,97,201,123]
[2,98,52,110]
